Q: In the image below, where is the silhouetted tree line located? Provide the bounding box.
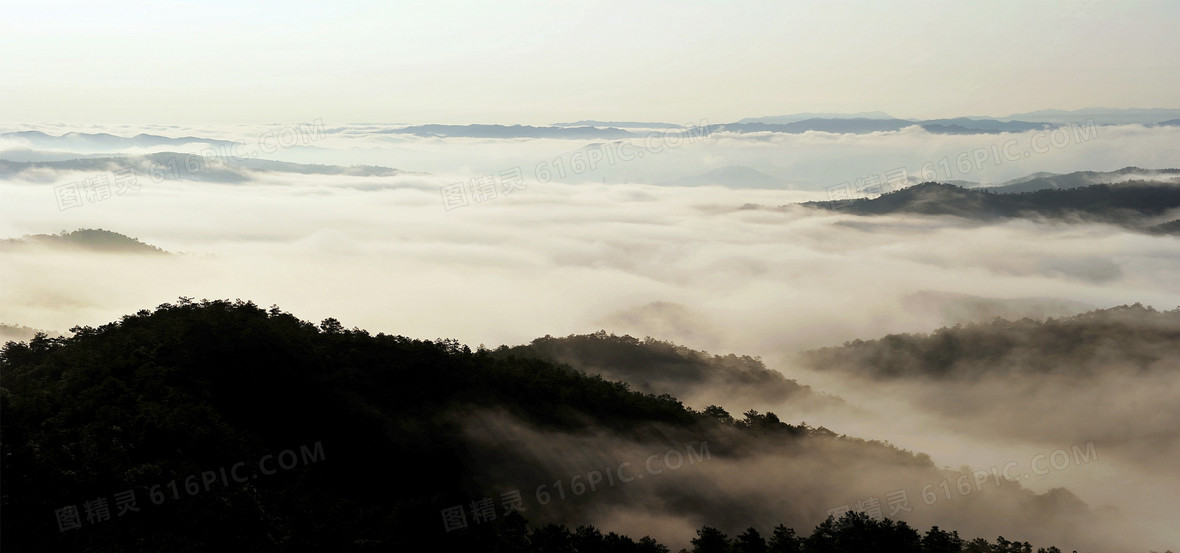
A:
[441,509,1082,553]
[685,512,1067,553]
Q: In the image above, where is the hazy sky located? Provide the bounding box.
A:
[2,0,1178,125]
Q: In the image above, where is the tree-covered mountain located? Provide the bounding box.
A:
[798,304,1180,475]
[985,167,1180,194]
[0,300,1101,551]
[0,229,168,254]
[494,331,837,410]
[0,299,688,551]
[803,304,1180,381]
[801,181,1180,232]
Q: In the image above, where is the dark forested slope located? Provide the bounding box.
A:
[802,182,1180,232]
[1,300,1102,552]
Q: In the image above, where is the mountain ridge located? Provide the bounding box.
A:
[800,180,1180,232]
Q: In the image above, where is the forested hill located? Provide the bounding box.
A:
[0,228,168,254]
[1,300,1098,552]
[801,182,1180,233]
[802,304,1180,381]
[0,299,695,550]
[798,304,1180,482]
[494,332,835,408]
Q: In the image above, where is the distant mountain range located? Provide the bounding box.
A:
[995,107,1180,125]
[709,118,914,134]
[736,111,896,124]
[707,117,1050,135]
[550,120,687,129]
[0,130,239,151]
[5,108,1178,148]
[377,124,635,139]
[0,154,405,183]
[372,117,1067,140]
[380,114,1174,138]
[744,107,1180,126]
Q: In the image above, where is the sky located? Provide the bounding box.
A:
[2,0,1178,125]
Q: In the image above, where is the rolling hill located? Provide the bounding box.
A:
[0,229,168,254]
[801,181,1180,232]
